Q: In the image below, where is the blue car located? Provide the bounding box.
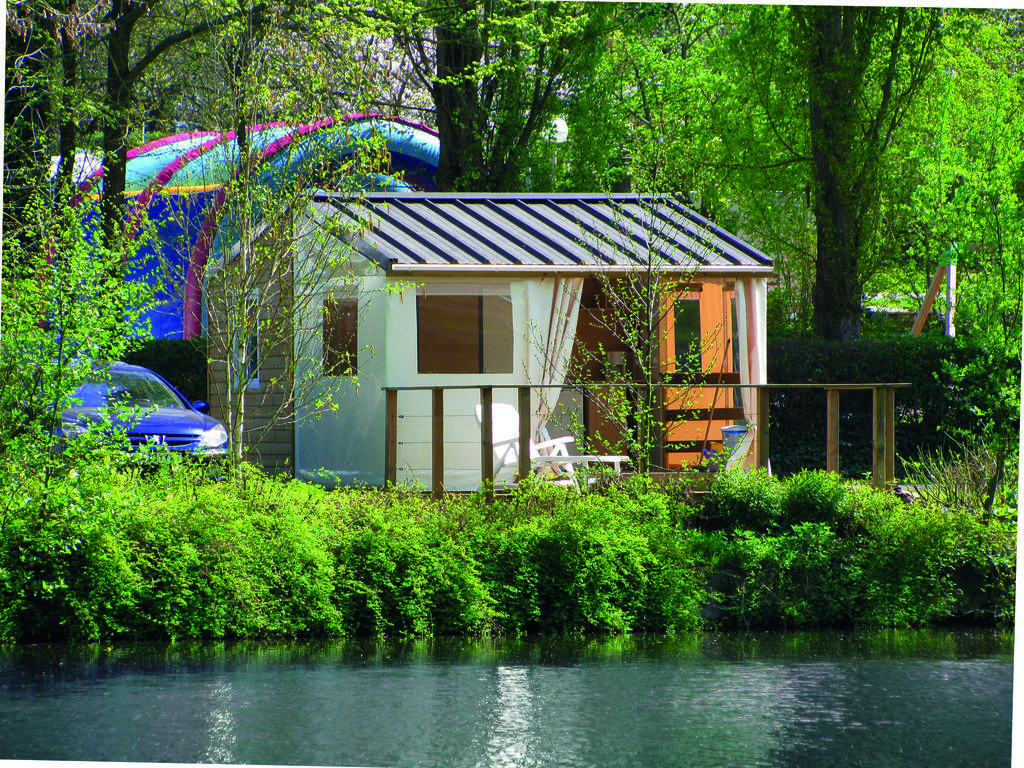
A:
[60,362,228,456]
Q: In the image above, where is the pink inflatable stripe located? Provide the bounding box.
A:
[183,118,341,337]
[70,131,221,207]
[129,134,230,238]
[66,115,436,338]
[129,131,221,159]
[184,114,440,336]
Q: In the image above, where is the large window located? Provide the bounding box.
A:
[323,295,358,376]
[417,286,513,374]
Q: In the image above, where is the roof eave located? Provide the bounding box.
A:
[384,263,774,278]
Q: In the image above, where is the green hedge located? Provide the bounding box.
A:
[0,466,1012,642]
[123,337,207,402]
[767,336,1019,477]
[697,469,1015,628]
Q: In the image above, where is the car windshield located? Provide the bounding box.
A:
[73,371,185,410]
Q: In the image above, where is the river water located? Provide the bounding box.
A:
[0,631,1011,768]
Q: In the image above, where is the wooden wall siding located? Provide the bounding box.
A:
[568,277,737,469]
[660,282,738,468]
[206,249,297,475]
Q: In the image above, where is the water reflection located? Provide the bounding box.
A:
[483,666,536,767]
[0,631,1011,768]
[202,681,237,763]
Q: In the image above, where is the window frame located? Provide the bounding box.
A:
[415,283,514,376]
[323,292,359,377]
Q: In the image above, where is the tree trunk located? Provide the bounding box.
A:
[809,156,865,341]
[433,6,484,192]
[799,6,937,341]
[101,0,143,255]
[804,6,875,341]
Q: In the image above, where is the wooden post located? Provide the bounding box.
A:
[518,386,531,482]
[885,386,896,486]
[826,388,840,474]
[385,389,397,487]
[756,386,770,470]
[432,387,444,499]
[872,387,885,489]
[911,265,948,337]
[480,386,494,499]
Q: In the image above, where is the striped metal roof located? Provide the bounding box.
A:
[317,192,773,275]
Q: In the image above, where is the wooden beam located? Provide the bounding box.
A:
[517,386,531,482]
[664,407,747,422]
[872,387,885,489]
[826,388,840,474]
[885,386,896,486]
[432,388,444,499]
[480,386,494,499]
[911,265,948,337]
[664,439,719,453]
[664,371,741,386]
[385,389,398,487]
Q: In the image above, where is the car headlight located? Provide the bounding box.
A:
[198,424,228,450]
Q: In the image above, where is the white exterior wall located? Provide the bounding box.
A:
[296,259,566,490]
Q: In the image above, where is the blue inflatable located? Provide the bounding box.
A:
[73,115,440,338]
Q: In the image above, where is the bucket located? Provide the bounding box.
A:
[721,424,748,455]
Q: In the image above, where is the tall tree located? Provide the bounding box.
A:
[185,4,389,470]
[361,0,614,191]
[5,2,104,232]
[96,0,270,251]
[794,6,941,340]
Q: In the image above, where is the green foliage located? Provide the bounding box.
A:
[701,469,782,533]
[700,474,1015,630]
[780,470,850,530]
[875,10,1023,354]
[475,478,704,635]
[329,489,492,638]
[0,462,1014,643]
[903,438,1018,520]
[767,335,1019,477]
[0,190,156,499]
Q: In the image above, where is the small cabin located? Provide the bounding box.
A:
[207,192,772,489]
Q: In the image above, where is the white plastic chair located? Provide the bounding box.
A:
[474,402,577,486]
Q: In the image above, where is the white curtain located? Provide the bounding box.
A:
[533,276,583,439]
[732,277,768,470]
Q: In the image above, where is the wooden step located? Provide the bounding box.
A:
[664,407,746,422]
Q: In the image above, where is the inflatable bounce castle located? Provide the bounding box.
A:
[69,115,440,338]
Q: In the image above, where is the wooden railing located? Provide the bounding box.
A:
[382,382,911,497]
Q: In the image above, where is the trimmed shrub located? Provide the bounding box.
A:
[700,469,782,532]
[779,470,849,531]
[767,335,1017,477]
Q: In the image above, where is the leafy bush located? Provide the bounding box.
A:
[0,192,156,496]
[691,471,1015,630]
[0,463,1014,642]
[903,438,1018,519]
[779,470,849,531]
[473,478,704,635]
[701,469,781,532]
